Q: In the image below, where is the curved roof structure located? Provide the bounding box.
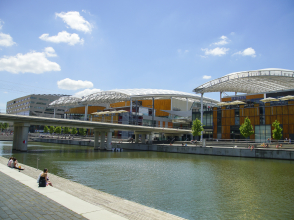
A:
[50,89,218,107]
[49,96,82,107]
[193,68,294,94]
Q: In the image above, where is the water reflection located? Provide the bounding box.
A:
[1,141,294,219]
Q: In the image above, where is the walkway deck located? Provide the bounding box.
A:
[0,157,185,220]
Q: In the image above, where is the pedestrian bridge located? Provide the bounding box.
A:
[0,113,191,151]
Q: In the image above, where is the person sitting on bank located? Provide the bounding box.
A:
[38,168,53,187]
[7,157,13,167]
[12,158,24,170]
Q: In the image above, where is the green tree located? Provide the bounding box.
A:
[0,122,3,132]
[49,126,55,135]
[272,120,283,141]
[191,118,204,146]
[55,126,62,135]
[71,127,77,135]
[44,126,49,133]
[79,128,86,136]
[239,117,254,146]
[2,122,9,131]
[63,127,70,134]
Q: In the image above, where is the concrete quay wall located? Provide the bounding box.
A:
[33,138,294,160]
[121,143,294,160]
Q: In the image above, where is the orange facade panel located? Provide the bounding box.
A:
[289,115,294,124]
[283,115,289,125]
[265,107,271,115]
[289,106,294,114]
[284,124,289,134]
[255,116,260,125]
[276,106,283,115]
[265,116,271,125]
[168,122,173,128]
[277,115,283,124]
[142,99,171,117]
[289,124,294,134]
[230,117,235,126]
[221,97,232,102]
[271,115,277,124]
[283,106,288,115]
[246,94,264,99]
[66,106,105,114]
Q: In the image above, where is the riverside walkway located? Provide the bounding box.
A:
[0,157,185,220]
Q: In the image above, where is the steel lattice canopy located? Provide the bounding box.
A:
[49,96,82,107]
[49,89,219,107]
[193,68,294,94]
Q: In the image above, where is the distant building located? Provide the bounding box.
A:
[6,94,68,132]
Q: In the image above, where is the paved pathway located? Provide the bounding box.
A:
[0,172,87,220]
[0,157,185,220]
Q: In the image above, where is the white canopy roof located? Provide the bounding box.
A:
[50,89,218,107]
[193,68,294,94]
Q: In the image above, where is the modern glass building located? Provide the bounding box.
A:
[193,68,294,142]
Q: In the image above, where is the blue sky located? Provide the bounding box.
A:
[0,0,294,111]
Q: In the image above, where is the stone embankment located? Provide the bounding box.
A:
[31,137,294,160]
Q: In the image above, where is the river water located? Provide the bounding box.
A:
[1,141,293,219]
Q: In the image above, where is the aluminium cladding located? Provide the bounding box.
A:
[49,89,219,107]
[193,68,294,94]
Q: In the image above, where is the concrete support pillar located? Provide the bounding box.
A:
[13,123,30,151]
[130,98,132,113]
[135,134,139,143]
[264,93,266,99]
[148,133,153,144]
[111,114,113,123]
[235,92,237,96]
[84,104,88,121]
[100,133,105,149]
[106,131,112,150]
[200,93,204,141]
[54,108,56,118]
[94,129,100,150]
[142,134,146,144]
[186,98,188,111]
[220,92,222,102]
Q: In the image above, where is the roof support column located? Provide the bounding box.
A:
[54,108,56,118]
[130,97,132,125]
[152,97,155,127]
[170,97,173,118]
[186,98,188,111]
[264,93,266,99]
[220,92,222,102]
[201,93,204,141]
[84,104,88,121]
[235,92,237,96]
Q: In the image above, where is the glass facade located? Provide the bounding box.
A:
[255,125,271,143]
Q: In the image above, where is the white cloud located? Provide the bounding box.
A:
[56,11,92,33]
[39,31,84,46]
[73,88,102,98]
[177,49,189,55]
[44,47,57,57]
[0,49,60,74]
[57,78,94,90]
[202,47,229,56]
[0,33,16,47]
[203,75,211,79]
[212,36,229,46]
[233,47,256,57]
[0,20,3,30]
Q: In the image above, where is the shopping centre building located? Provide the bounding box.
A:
[49,89,218,139]
[193,68,294,142]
